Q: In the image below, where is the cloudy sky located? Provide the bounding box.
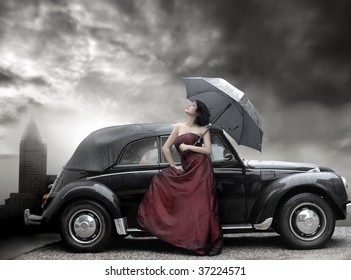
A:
[0,0,350,203]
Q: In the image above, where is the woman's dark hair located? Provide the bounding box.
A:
[194,100,210,126]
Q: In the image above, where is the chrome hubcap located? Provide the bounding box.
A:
[295,208,320,235]
[73,214,97,239]
[290,203,326,241]
[69,209,102,244]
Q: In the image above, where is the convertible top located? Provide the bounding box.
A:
[65,123,174,172]
[65,123,224,172]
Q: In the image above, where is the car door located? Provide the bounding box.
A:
[95,136,161,227]
[147,134,247,224]
[211,135,247,224]
[160,133,247,224]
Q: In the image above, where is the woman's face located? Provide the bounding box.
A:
[185,102,197,116]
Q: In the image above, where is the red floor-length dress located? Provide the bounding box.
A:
[137,132,223,255]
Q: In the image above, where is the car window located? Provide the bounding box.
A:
[119,137,159,165]
[159,134,232,163]
[161,136,181,163]
[211,135,230,161]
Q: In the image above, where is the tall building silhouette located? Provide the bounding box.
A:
[19,118,47,195]
[0,119,52,226]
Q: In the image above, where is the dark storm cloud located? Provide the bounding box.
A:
[1,0,350,108]
[0,67,49,87]
[301,0,351,104]
[0,99,27,125]
[99,1,215,67]
[0,69,16,84]
[0,95,43,125]
[0,68,47,126]
[195,0,351,106]
[307,0,351,60]
[121,0,350,106]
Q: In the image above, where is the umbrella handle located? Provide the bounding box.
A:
[193,127,210,145]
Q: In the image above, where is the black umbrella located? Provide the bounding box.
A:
[183,77,263,151]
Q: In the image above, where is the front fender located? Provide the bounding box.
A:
[250,172,348,227]
[42,180,122,224]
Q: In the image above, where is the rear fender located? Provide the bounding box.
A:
[42,180,123,224]
[249,172,348,228]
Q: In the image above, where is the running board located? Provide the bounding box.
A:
[127,227,153,237]
[127,221,272,236]
[127,228,145,233]
[222,224,253,232]
[126,224,254,234]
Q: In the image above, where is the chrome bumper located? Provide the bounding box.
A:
[24,209,43,226]
[114,217,128,235]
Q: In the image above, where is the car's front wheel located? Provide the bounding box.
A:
[60,200,112,252]
[278,193,335,249]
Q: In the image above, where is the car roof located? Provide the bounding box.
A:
[64,123,223,172]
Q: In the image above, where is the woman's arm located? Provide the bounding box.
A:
[179,130,212,155]
[162,124,181,168]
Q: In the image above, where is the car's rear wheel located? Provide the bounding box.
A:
[60,200,112,252]
[278,193,335,249]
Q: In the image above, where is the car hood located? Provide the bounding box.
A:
[244,160,334,172]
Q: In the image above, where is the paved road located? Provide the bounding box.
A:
[0,233,61,260]
[14,227,351,260]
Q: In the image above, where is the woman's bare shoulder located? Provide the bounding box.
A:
[171,122,184,133]
[174,122,186,129]
[199,125,209,134]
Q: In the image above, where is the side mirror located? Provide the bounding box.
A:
[223,150,234,160]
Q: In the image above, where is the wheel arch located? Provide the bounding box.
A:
[273,185,343,223]
[42,181,123,229]
[250,172,347,227]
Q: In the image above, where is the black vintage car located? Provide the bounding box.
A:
[24,123,350,252]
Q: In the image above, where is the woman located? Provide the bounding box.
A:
[137,100,223,256]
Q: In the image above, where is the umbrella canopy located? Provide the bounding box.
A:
[183,77,263,151]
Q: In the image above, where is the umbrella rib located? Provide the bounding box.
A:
[212,102,233,124]
[232,101,245,144]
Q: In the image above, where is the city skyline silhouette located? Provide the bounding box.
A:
[0,119,56,228]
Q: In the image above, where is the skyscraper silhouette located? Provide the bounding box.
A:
[0,119,50,227]
[19,118,47,196]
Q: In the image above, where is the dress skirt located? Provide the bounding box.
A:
[137,132,223,255]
